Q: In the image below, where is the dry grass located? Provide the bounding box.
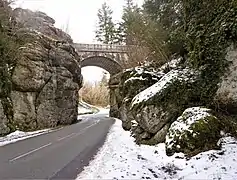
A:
[79,81,109,107]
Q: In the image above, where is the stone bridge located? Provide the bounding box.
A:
[73,43,129,75]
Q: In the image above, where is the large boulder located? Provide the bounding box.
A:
[130,68,200,135]
[109,66,163,130]
[165,107,222,156]
[131,120,170,145]
[109,58,182,121]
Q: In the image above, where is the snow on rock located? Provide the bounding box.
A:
[0,129,51,146]
[124,77,148,85]
[110,66,163,131]
[159,57,182,72]
[131,70,179,107]
[166,107,222,156]
[77,120,237,180]
[168,107,211,134]
[134,67,144,75]
[131,68,195,108]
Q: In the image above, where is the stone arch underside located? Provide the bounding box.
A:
[81,56,122,75]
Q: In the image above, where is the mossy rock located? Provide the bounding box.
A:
[109,66,163,126]
[119,67,163,100]
[165,107,222,156]
[130,68,202,134]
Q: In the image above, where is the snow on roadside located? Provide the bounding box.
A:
[97,108,110,116]
[77,120,237,180]
[0,129,51,147]
[78,101,99,115]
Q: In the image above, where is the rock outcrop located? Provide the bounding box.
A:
[111,52,237,155]
[0,103,10,135]
[13,8,73,43]
[0,8,82,135]
[109,66,164,130]
[215,43,237,113]
[165,107,222,156]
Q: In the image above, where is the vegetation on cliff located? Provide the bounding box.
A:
[0,0,20,133]
[108,0,237,156]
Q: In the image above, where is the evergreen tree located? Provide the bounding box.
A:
[115,0,140,45]
[95,2,116,44]
[143,0,186,56]
[114,0,169,64]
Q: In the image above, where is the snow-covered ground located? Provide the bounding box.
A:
[77,106,110,122]
[0,129,51,147]
[77,120,237,180]
[78,101,99,115]
[97,107,110,115]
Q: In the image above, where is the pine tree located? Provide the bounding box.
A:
[113,0,169,66]
[143,0,185,55]
[115,0,139,45]
[95,2,116,44]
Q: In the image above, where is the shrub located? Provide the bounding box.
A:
[79,81,109,107]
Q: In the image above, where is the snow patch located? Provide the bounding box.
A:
[165,107,215,149]
[135,67,144,74]
[0,129,51,146]
[131,68,197,108]
[131,69,180,107]
[171,107,212,133]
[124,77,147,85]
[78,101,99,116]
[77,120,237,180]
[160,58,182,71]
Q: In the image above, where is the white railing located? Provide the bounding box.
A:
[73,43,128,53]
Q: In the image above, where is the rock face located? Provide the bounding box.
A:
[13,8,72,43]
[129,66,206,145]
[215,44,237,113]
[109,66,163,130]
[131,68,199,134]
[0,8,82,135]
[110,56,229,149]
[0,102,10,135]
[165,107,221,156]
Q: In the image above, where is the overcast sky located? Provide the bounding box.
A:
[13,0,144,82]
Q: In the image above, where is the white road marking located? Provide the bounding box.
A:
[9,143,52,162]
[63,121,101,141]
[8,120,101,162]
[57,133,76,141]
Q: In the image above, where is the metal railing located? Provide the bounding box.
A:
[73,43,129,53]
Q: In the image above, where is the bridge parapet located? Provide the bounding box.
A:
[73,43,128,53]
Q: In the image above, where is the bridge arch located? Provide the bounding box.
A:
[81,56,123,75]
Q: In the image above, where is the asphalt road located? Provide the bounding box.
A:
[0,113,115,180]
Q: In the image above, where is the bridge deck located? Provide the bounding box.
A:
[73,43,128,53]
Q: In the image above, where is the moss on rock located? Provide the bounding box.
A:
[109,66,162,130]
[165,107,222,156]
